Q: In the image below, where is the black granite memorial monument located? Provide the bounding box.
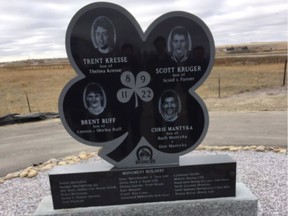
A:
[52,2,236,209]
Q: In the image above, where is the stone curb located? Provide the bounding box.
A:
[0,146,286,184]
[0,151,98,184]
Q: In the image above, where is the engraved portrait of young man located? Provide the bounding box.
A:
[167,26,192,63]
[83,83,106,116]
[159,90,181,122]
[91,16,116,55]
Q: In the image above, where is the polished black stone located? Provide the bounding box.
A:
[59,2,215,167]
[49,155,236,209]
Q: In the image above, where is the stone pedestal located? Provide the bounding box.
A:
[34,183,258,216]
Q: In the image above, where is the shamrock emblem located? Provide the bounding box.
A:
[117,71,154,107]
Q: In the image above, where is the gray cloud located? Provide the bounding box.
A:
[0,0,286,61]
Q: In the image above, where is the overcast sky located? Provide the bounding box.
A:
[0,0,287,62]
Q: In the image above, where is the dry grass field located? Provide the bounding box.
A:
[198,63,287,111]
[0,66,73,115]
[198,63,286,98]
[0,42,287,116]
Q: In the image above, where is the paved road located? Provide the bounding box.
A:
[203,111,287,146]
[0,111,286,177]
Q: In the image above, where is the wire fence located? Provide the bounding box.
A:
[0,57,287,116]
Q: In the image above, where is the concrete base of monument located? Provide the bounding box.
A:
[34,183,258,216]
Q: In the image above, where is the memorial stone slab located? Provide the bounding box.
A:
[59,2,215,167]
[49,155,236,209]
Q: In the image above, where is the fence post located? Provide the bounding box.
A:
[25,92,32,113]
[218,72,221,98]
[283,58,287,86]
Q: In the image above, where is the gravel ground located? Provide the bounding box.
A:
[0,150,287,216]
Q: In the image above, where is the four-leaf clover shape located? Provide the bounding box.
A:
[117,71,154,107]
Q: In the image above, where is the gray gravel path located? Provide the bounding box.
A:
[0,150,287,216]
